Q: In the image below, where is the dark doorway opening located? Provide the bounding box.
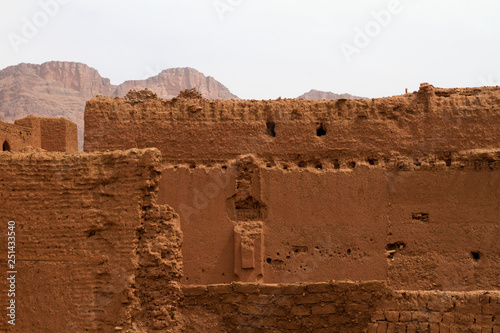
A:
[2,141,10,151]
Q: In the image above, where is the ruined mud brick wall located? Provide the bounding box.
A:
[0,115,78,152]
[0,119,35,151]
[83,87,500,290]
[181,282,500,332]
[0,149,182,332]
[84,86,500,159]
[14,115,78,152]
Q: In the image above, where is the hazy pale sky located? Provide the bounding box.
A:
[1,0,499,99]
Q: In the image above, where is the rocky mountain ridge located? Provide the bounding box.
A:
[297,89,366,100]
[0,61,238,149]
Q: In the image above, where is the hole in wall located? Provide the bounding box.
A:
[347,249,351,255]
[315,164,323,170]
[412,213,429,222]
[266,258,272,264]
[347,161,356,169]
[367,159,377,166]
[266,121,276,137]
[298,161,307,168]
[471,251,481,261]
[386,241,406,258]
[333,159,340,169]
[316,123,327,137]
[2,141,11,151]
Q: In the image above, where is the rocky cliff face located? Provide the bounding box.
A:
[114,67,237,100]
[0,61,238,149]
[297,89,366,100]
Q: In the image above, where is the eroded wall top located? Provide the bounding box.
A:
[84,85,500,161]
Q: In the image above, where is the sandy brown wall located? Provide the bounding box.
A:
[0,149,182,332]
[159,151,500,290]
[181,282,500,332]
[39,117,78,152]
[14,116,79,152]
[84,87,500,160]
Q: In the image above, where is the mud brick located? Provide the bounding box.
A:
[483,303,500,315]
[290,305,311,316]
[307,282,332,293]
[301,315,324,328]
[475,314,493,325]
[416,323,429,331]
[479,293,492,304]
[376,321,388,333]
[222,293,246,303]
[494,327,500,333]
[429,323,440,333]
[259,284,282,294]
[384,310,400,322]
[439,323,451,333]
[239,304,265,315]
[427,297,454,312]
[386,322,396,333]
[393,322,408,332]
[367,323,378,333]
[240,326,264,333]
[467,326,482,333]
[274,296,295,307]
[267,306,287,317]
[275,319,302,330]
[411,311,429,322]
[281,284,306,295]
[399,311,411,322]
[247,294,276,305]
[371,311,385,322]
[231,314,252,326]
[182,285,207,296]
[222,303,237,313]
[406,323,417,333]
[207,284,232,294]
[482,327,493,333]
[428,312,442,323]
[296,294,323,305]
[311,303,336,315]
[233,283,260,294]
[442,312,455,324]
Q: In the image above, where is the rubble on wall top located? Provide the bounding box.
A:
[88,85,500,123]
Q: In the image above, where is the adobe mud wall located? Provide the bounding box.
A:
[83,87,500,290]
[0,115,78,152]
[84,86,500,160]
[0,120,34,151]
[14,115,78,152]
[159,151,500,290]
[0,149,182,332]
[181,282,500,332]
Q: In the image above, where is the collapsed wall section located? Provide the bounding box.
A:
[181,282,500,332]
[0,149,182,332]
